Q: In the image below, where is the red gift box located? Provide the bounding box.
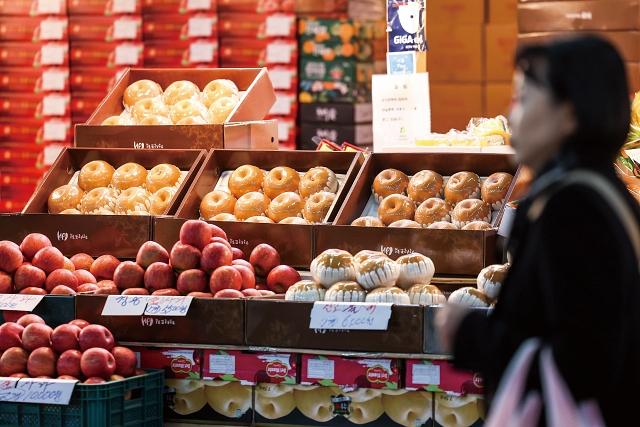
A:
[141,0,216,14]
[131,347,202,379]
[218,13,296,39]
[0,42,69,68]
[0,118,72,144]
[0,68,70,93]
[67,0,142,15]
[300,354,401,390]
[405,359,484,396]
[0,93,71,119]
[143,13,218,41]
[69,16,142,42]
[0,0,68,16]
[70,67,126,93]
[144,39,218,67]
[0,17,68,42]
[202,350,297,385]
[70,42,144,67]
[219,38,297,67]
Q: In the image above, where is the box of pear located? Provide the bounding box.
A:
[1,147,206,259]
[153,149,366,269]
[74,67,279,150]
[315,152,520,276]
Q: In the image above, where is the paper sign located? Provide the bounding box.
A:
[188,17,214,37]
[43,121,68,141]
[113,19,139,40]
[0,378,77,405]
[268,68,293,90]
[113,0,136,13]
[309,302,393,330]
[0,294,44,311]
[208,355,236,374]
[144,296,193,316]
[43,144,65,166]
[37,0,62,14]
[307,359,335,379]
[266,43,291,64]
[190,42,215,63]
[42,70,67,91]
[187,0,211,10]
[115,45,140,65]
[42,95,67,116]
[40,45,65,65]
[412,364,440,385]
[387,51,417,75]
[102,295,147,316]
[265,15,294,37]
[40,20,65,40]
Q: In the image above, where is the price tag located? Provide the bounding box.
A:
[189,42,215,63]
[113,19,139,40]
[143,296,193,316]
[0,294,44,311]
[39,19,65,41]
[0,378,77,405]
[309,302,392,330]
[113,0,136,13]
[307,359,334,379]
[268,68,293,90]
[277,120,291,142]
[41,70,67,91]
[101,295,147,316]
[187,0,211,10]
[265,15,294,37]
[269,94,293,116]
[37,0,62,14]
[43,144,65,166]
[266,43,291,64]
[188,17,213,38]
[42,95,67,116]
[115,45,141,65]
[208,355,236,374]
[40,44,65,65]
[43,121,67,141]
[412,364,440,385]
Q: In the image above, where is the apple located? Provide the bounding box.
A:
[51,324,81,353]
[63,257,75,272]
[3,311,26,323]
[70,253,94,271]
[50,285,76,294]
[135,241,169,269]
[0,271,13,293]
[10,373,29,378]
[35,376,52,379]
[109,374,126,382]
[121,288,150,295]
[213,289,244,299]
[249,244,280,277]
[170,242,201,272]
[152,288,180,296]
[22,322,53,351]
[77,283,99,293]
[179,219,212,250]
[97,280,116,288]
[232,259,255,274]
[57,375,79,380]
[241,289,262,297]
[74,269,96,285]
[0,347,29,376]
[209,224,227,240]
[56,349,83,379]
[133,368,147,376]
[14,265,46,291]
[19,233,52,261]
[19,287,48,295]
[16,314,45,327]
[27,347,58,378]
[79,324,115,352]
[266,265,301,294]
[45,268,78,292]
[231,264,256,290]
[176,269,207,295]
[95,286,120,295]
[81,347,116,379]
[144,262,176,293]
[211,237,232,252]
[90,255,120,281]
[187,292,213,298]
[32,246,65,275]
[113,261,145,289]
[200,242,232,275]
[84,377,107,384]
[68,319,90,329]
[209,266,242,294]
[232,248,244,260]
[0,240,25,274]
[255,283,270,291]
[111,346,137,377]
[258,290,276,296]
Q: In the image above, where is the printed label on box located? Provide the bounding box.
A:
[307,359,335,379]
[40,20,65,40]
[37,0,62,14]
[268,68,294,90]
[113,0,136,13]
[190,41,215,63]
[277,120,292,142]
[266,43,292,64]
[114,19,139,40]
[41,45,65,65]
[43,121,67,140]
[187,0,211,10]
[412,363,440,385]
[42,70,67,91]
[188,17,214,37]
[115,45,140,65]
[43,144,65,166]
[42,95,67,116]
[265,15,295,37]
[208,354,236,375]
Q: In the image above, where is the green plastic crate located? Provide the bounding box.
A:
[0,369,164,427]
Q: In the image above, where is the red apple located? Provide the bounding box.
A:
[84,377,107,384]
[74,269,96,285]
[57,375,79,380]
[133,368,147,376]
[0,271,13,293]
[113,261,145,289]
[209,224,227,240]
[135,241,169,269]
[51,324,81,353]
[258,290,276,296]
[22,322,53,351]
[3,311,27,323]
[19,233,52,261]
[63,257,75,272]
[97,280,116,288]
[209,266,242,294]
[45,268,78,292]
[0,347,29,376]
[187,292,214,298]
[241,289,262,297]
[14,265,46,291]
[109,374,126,381]
[19,287,48,295]
[79,324,115,352]
[111,346,137,377]
[231,247,244,260]
[180,219,212,251]
[16,314,45,327]
[170,242,201,272]
[32,246,65,275]
[68,319,90,329]
[35,376,52,379]
[231,264,256,290]
[10,373,29,378]
[266,265,301,294]
[94,286,120,295]
[90,255,120,281]
[151,288,180,296]
[249,244,280,277]
[81,347,116,379]
[211,237,232,252]
[255,283,270,291]
[176,269,207,295]
[70,253,94,271]
[144,262,176,292]
[200,242,232,275]
[51,285,76,294]
[27,347,58,378]
[232,259,255,274]
[77,283,99,293]
[121,288,150,296]
[0,240,25,274]
[56,349,83,379]
[213,289,244,299]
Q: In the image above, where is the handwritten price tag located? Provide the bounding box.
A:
[0,294,45,311]
[101,295,146,316]
[0,378,77,405]
[143,296,193,316]
[309,302,393,330]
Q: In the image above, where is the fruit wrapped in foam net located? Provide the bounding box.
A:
[365,287,410,304]
[407,283,446,305]
[285,280,326,301]
[355,255,399,291]
[324,281,366,302]
[395,253,435,290]
[310,249,356,289]
[477,263,509,302]
[447,287,490,308]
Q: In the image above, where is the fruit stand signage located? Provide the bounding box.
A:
[101,295,193,316]
[0,378,77,405]
[0,294,44,311]
[309,302,392,330]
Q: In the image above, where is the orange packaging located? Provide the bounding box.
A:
[0,68,70,93]
[70,42,144,67]
[0,118,73,144]
[144,39,218,67]
[484,83,513,118]
[489,0,517,23]
[0,93,71,119]
[69,16,142,42]
[141,0,217,14]
[0,17,68,42]
[429,84,483,133]
[427,0,486,24]
[142,13,218,41]
[0,0,68,16]
[426,24,484,83]
[485,23,518,82]
[69,67,126,93]
[67,0,142,15]
[0,42,69,68]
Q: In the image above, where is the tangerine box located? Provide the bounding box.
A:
[70,42,144,68]
[132,347,202,379]
[218,13,296,39]
[142,13,218,41]
[0,68,70,94]
[0,17,68,42]
[405,359,484,395]
[202,350,298,385]
[0,42,68,68]
[300,355,400,389]
[69,16,143,42]
[300,38,373,62]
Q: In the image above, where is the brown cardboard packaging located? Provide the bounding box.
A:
[489,0,517,23]
[484,24,518,82]
[74,68,279,150]
[484,83,513,118]
[429,84,484,134]
[425,25,484,83]
[517,1,640,33]
[427,0,486,24]
[318,152,519,276]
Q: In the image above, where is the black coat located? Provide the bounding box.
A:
[452,156,640,426]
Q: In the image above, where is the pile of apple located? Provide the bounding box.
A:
[0,313,144,383]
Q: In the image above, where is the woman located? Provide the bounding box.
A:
[435,36,640,426]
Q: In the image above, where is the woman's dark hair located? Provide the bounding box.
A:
[515,35,630,165]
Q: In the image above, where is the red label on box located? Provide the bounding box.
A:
[405,359,484,395]
[67,0,141,15]
[132,347,201,379]
[143,13,218,41]
[202,350,297,385]
[300,355,400,390]
[144,39,218,67]
[0,17,69,43]
[69,16,142,42]
[70,42,144,67]
[0,42,69,68]
[0,68,70,94]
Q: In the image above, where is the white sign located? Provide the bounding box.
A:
[0,294,44,311]
[41,70,67,91]
[309,302,392,330]
[0,378,77,405]
[188,17,214,38]
[269,94,294,116]
[102,295,193,316]
[40,19,65,41]
[113,19,139,40]
[412,363,440,385]
[43,144,65,166]
[268,68,293,90]
[208,355,235,374]
[43,120,68,141]
[113,0,136,13]
[189,42,215,63]
[37,0,61,14]
[40,44,66,65]
[187,0,211,10]
[143,296,193,316]
[42,95,68,116]
[114,45,140,65]
[265,15,294,37]
[307,359,334,379]
[101,295,147,316]
[372,72,431,152]
[277,120,292,142]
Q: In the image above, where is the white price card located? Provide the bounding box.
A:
[101,295,147,316]
[265,15,294,37]
[309,302,392,330]
[113,0,136,13]
[266,43,291,64]
[268,68,293,90]
[189,42,215,63]
[412,364,440,385]
[42,94,67,116]
[40,44,65,65]
[115,45,141,65]
[37,0,62,14]
[307,359,335,379]
[0,378,77,405]
[43,120,67,141]
[41,70,67,91]
[43,144,65,166]
[188,17,214,37]
[269,95,293,116]
[113,19,139,40]
[0,294,44,312]
[208,355,236,374]
[143,296,193,316]
[187,0,211,10]
[40,19,65,40]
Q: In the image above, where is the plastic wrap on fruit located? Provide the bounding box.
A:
[467,115,511,145]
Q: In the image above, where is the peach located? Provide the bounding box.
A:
[0,347,29,376]
[176,269,208,295]
[232,247,244,260]
[144,262,176,293]
[209,266,242,294]
[113,261,145,289]
[16,314,45,327]
[169,242,201,272]
[179,219,212,251]
[45,268,78,292]
[90,255,121,281]
[241,289,262,297]
[32,246,65,275]
[70,253,94,271]
[97,280,116,288]
[201,242,232,275]
[151,288,180,296]
[19,233,52,261]
[135,241,169,269]
[0,271,13,293]
[14,265,46,291]
[258,290,276,296]
[231,264,255,290]
[0,241,26,274]
[77,283,99,293]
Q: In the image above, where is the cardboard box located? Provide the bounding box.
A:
[518,1,640,33]
[299,80,372,104]
[629,62,640,93]
[131,347,201,379]
[0,0,68,15]
[0,42,69,68]
[0,295,74,327]
[484,83,512,118]
[300,58,373,83]
[485,23,517,82]
[69,16,142,42]
[75,294,246,345]
[0,68,69,94]
[406,360,483,395]
[202,350,298,385]
[74,68,278,150]
[219,39,298,67]
[426,0,486,24]
[142,13,218,41]
[70,67,125,93]
[218,0,292,13]
[433,393,485,427]
[70,92,105,123]
[489,0,517,23]
[142,0,217,14]
[294,0,347,14]
[322,152,518,276]
[70,42,144,67]
[429,84,484,134]
[0,93,71,119]
[300,355,400,389]
[0,17,68,42]
[300,39,374,62]
[426,24,484,83]
[299,122,373,149]
[299,102,373,124]
[219,13,296,39]
[267,65,298,91]
[0,143,42,168]
[144,39,218,68]
[0,118,72,143]
[67,0,142,15]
